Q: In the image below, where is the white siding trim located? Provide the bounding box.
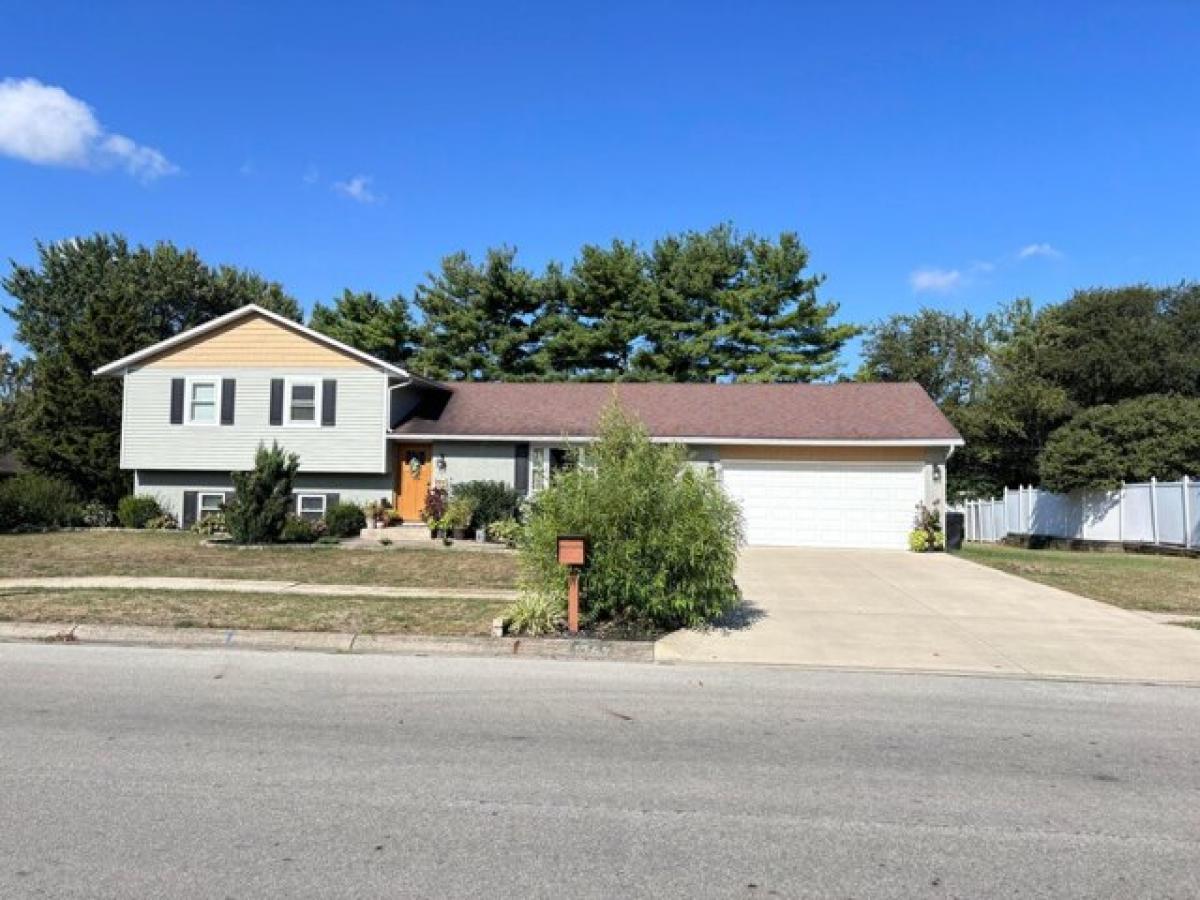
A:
[394,434,963,448]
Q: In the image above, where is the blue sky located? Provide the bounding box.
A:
[2,1,1198,368]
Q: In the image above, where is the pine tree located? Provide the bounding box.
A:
[412,248,545,380]
[3,234,302,504]
[309,290,415,364]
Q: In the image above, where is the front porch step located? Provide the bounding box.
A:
[360,524,433,542]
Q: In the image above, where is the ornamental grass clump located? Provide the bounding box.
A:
[518,400,743,632]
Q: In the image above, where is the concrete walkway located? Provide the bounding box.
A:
[0,576,517,601]
[656,548,1200,682]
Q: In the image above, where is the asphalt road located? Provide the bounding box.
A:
[2,645,1199,899]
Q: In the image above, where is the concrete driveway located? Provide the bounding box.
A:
[656,548,1200,682]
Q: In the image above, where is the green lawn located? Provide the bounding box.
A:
[957,543,1200,614]
[0,587,508,635]
[0,531,518,589]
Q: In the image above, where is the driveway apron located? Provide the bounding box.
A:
[656,548,1200,681]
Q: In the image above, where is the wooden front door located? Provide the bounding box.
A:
[396,444,433,522]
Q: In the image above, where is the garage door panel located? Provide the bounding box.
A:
[722,462,924,550]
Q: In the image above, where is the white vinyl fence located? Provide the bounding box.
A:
[961,477,1200,548]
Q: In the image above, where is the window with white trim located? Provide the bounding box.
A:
[287,381,319,424]
[189,381,217,423]
[198,493,224,521]
[529,443,590,493]
[297,494,326,521]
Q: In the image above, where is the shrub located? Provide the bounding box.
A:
[117,495,163,529]
[79,500,115,528]
[487,517,523,547]
[324,502,366,538]
[1039,395,1200,492]
[442,497,476,533]
[520,401,743,630]
[452,480,522,530]
[280,514,319,543]
[421,486,448,526]
[504,594,563,636]
[0,473,80,531]
[224,442,300,544]
[145,513,178,530]
[191,512,227,536]
[908,501,944,552]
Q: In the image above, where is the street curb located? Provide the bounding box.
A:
[0,621,656,663]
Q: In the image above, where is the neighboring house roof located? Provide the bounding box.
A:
[392,382,963,444]
[92,303,444,388]
[0,451,24,476]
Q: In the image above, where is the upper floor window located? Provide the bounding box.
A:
[189,381,217,423]
[288,381,318,425]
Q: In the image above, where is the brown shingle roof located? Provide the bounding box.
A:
[392,382,961,443]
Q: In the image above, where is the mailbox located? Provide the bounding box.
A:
[556,535,588,568]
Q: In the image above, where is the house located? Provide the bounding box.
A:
[0,451,23,481]
[95,304,962,549]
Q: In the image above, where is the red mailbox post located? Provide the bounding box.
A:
[556,535,588,634]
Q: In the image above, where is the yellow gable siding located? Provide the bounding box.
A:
[719,444,927,462]
[142,314,368,369]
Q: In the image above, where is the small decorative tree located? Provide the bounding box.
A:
[516,399,743,631]
[224,442,299,544]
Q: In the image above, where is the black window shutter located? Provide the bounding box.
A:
[181,491,198,528]
[170,378,185,424]
[220,379,236,425]
[223,491,236,507]
[269,379,284,426]
[321,379,337,426]
[514,443,530,494]
[325,492,340,510]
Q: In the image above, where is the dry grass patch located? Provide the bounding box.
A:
[957,544,1200,614]
[0,531,517,589]
[0,587,508,635]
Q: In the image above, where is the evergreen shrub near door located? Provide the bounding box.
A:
[224,442,299,544]
[451,480,522,531]
[517,401,743,631]
[117,495,163,529]
[324,502,366,538]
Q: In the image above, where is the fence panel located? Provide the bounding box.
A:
[962,476,1197,546]
[1122,484,1154,542]
[1155,481,1186,546]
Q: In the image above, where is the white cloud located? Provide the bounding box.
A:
[0,77,178,182]
[333,174,381,204]
[909,267,963,293]
[302,164,319,185]
[1017,242,1062,260]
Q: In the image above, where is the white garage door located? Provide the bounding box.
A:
[721,461,925,549]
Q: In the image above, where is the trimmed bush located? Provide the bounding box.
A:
[0,473,80,531]
[117,495,163,529]
[452,480,522,530]
[280,514,319,543]
[520,402,743,630]
[324,502,366,538]
[191,511,227,536]
[487,517,522,547]
[224,442,300,544]
[80,500,115,528]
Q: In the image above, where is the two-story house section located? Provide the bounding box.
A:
[94,304,449,527]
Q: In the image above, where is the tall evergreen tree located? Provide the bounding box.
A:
[540,240,650,380]
[309,289,415,364]
[412,248,544,380]
[2,234,301,504]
